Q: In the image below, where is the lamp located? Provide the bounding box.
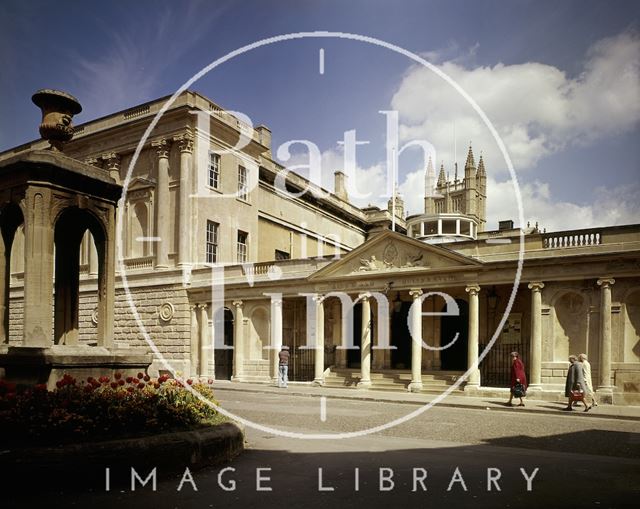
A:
[488,286,499,311]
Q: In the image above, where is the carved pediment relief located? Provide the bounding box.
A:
[310,230,481,281]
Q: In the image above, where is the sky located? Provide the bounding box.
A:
[1,0,639,231]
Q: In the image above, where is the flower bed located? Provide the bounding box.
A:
[0,373,225,447]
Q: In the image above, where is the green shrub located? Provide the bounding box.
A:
[0,373,223,446]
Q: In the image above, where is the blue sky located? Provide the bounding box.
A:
[1,0,639,230]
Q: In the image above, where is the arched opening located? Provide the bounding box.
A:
[53,208,106,346]
[347,302,362,368]
[554,291,586,360]
[624,290,640,362]
[130,202,148,257]
[0,203,24,343]
[213,306,234,380]
[391,300,412,369]
[440,299,469,371]
[250,307,270,360]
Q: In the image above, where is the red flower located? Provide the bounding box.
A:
[114,372,122,380]
[110,382,118,389]
[143,375,150,382]
[127,387,135,393]
[34,384,47,392]
[84,385,94,393]
[126,376,134,383]
[56,381,63,389]
[99,376,110,384]
[208,379,214,385]
[137,382,145,389]
[137,372,144,379]
[186,379,193,385]
[118,379,125,386]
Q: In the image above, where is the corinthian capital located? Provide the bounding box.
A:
[174,128,194,154]
[152,138,171,158]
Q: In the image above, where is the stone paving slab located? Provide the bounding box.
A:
[212,380,640,422]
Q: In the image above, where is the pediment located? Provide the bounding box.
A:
[310,230,481,281]
[128,177,155,191]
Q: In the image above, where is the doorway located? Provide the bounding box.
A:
[391,301,412,369]
[213,307,234,380]
[440,299,469,371]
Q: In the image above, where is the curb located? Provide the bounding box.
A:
[1,422,245,492]
[214,384,640,422]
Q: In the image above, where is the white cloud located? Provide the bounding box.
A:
[391,30,640,173]
[486,178,640,232]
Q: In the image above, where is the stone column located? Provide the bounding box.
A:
[189,304,199,376]
[22,189,55,347]
[152,139,170,268]
[232,300,245,381]
[597,278,615,394]
[358,293,372,388]
[102,152,121,184]
[408,289,424,392]
[197,303,209,376]
[333,300,346,368]
[88,235,98,276]
[174,131,193,267]
[270,296,283,382]
[313,295,325,385]
[465,285,481,388]
[528,282,545,390]
[96,205,116,348]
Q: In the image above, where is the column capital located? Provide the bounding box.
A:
[358,292,371,302]
[174,129,194,153]
[232,300,244,309]
[196,303,209,310]
[597,278,615,288]
[465,284,481,296]
[312,294,325,304]
[152,138,171,158]
[84,156,100,166]
[409,289,423,299]
[528,281,545,291]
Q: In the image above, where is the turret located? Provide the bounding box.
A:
[424,156,436,214]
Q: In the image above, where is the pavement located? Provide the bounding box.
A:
[211,380,640,421]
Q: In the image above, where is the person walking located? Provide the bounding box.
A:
[564,355,589,411]
[507,351,527,407]
[579,353,598,407]
[278,345,290,388]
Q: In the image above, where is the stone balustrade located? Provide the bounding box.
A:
[543,228,602,248]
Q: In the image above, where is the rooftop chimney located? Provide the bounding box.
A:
[334,171,348,202]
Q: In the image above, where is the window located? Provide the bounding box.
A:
[237,165,248,201]
[237,230,248,263]
[425,221,438,235]
[208,153,220,189]
[442,220,456,234]
[206,221,219,263]
[275,249,290,261]
[460,221,471,236]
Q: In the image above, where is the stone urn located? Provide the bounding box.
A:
[31,89,82,151]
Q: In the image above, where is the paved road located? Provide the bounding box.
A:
[8,389,640,509]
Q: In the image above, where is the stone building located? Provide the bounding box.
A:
[1,90,639,404]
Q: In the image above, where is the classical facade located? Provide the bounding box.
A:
[1,90,639,404]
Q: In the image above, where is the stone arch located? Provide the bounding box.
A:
[622,287,640,362]
[0,202,24,343]
[53,207,108,345]
[552,289,587,360]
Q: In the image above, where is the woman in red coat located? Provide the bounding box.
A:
[507,351,527,407]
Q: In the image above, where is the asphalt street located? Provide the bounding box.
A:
[7,388,640,509]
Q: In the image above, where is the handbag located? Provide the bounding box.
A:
[570,382,584,402]
[512,381,526,398]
